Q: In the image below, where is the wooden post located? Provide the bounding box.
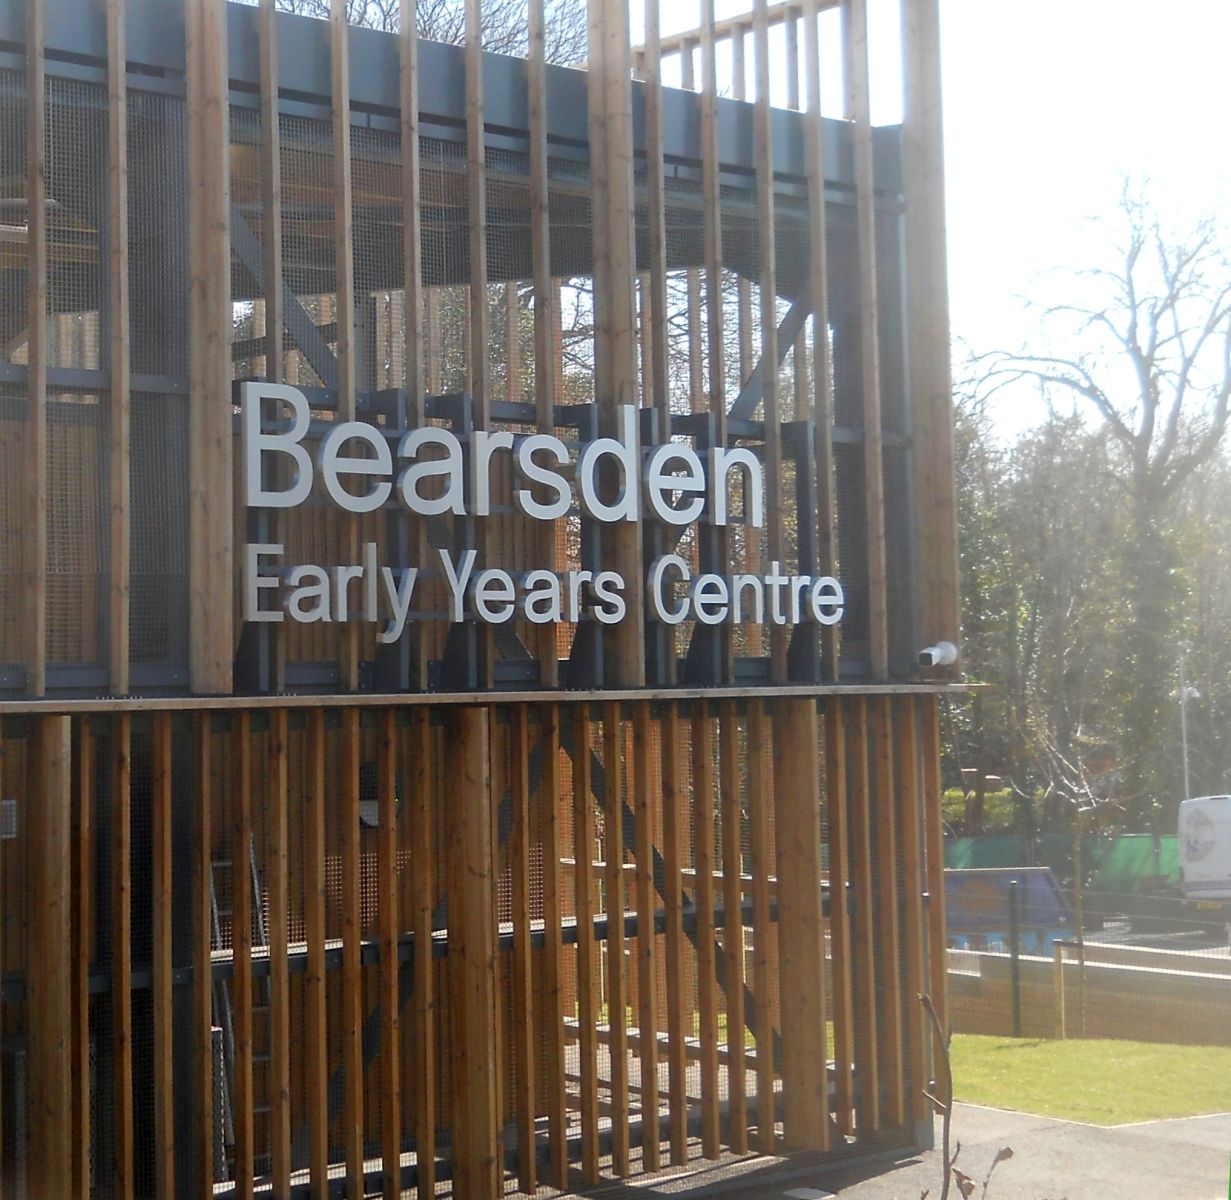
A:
[304,710,329,1198]
[587,0,645,686]
[921,696,948,1035]
[632,702,660,1171]
[748,698,776,1151]
[193,713,215,1197]
[660,702,688,1164]
[843,0,889,679]
[112,714,135,1199]
[330,0,360,690]
[447,706,499,1200]
[824,700,855,1133]
[872,696,904,1125]
[378,709,402,1200]
[538,705,569,1188]
[573,704,601,1183]
[753,0,788,683]
[408,708,438,1195]
[719,701,748,1153]
[509,707,537,1193]
[107,0,131,695]
[693,705,721,1157]
[340,707,364,1194]
[24,0,47,698]
[268,709,292,1197]
[151,714,175,1199]
[772,699,829,1150]
[602,702,630,1174]
[848,697,879,1130]
[902,0,960,666]
[71,719,93,1200]
[186,0,233,694]
[231,714,255,1200]
[24,715,72,1197]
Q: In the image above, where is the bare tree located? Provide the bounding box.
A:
[978,188,1231,826]
[260,0,588,66]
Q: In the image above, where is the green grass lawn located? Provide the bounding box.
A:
[950,1034,1231,1125]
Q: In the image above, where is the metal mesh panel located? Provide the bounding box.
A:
[0,69,26,368]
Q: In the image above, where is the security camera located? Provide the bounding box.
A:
[918,641,958,668]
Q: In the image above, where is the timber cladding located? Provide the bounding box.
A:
[1,0,958,1195]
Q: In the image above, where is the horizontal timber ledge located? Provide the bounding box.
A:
[0,682,966,716]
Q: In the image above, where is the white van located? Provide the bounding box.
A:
[1179,795,1231,901]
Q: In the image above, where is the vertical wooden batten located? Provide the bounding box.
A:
[447,706,499,1200]
[773,699,829,1150]
[268,708,292,1197]
[186,0,233,694]
[802,0,840,680]
[399,0,431,691]
[631,702,660,1171]
[230,714,255,1200]
[330,0,360,690]
[752,0,788,683]
[843,0,889,679]
[377,708,402,1200]
[24,0,47,697]
[24,715,72,1197]
[106,0,131,695]
[340,707,364,1194]
[303,709,329,1198]
[192,713,215,1197]
[902,0,960,664]
[151,714,175,1199]
[111,714,135,1199]
[527,0,559,686]
[587,0,644,687]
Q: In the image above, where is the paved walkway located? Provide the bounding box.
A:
[708,1104,1231,1200]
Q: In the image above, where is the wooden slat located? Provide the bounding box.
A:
[398,0,430,690]
[785,8,809,430]
[872,696,904,1124]
[823,701,855,1133]
[25,716,72,1196]
[692,706,721,1157]
[528,0,559,686]
[632,702,660,1172]
[509,706,537,1192]
[230,714,255,1199]
[258,0,285,689]
[304,709,329,1198]
[747,698,776,1151]
[921,696,948,1035]
[700,0,732,681]
[843,0,889,678]
[802,0,839,679]
[753,0,788,683]
[71,718,93,1200]
[186,0,233,694]
[896,698,929,1122]
[659,702,688,1164]
[112,713,134,1199]
[902,0,960,665]
[447,707,499,1200]
[106,0,130,695]
[773,699,829,1150]
[538,704,569,1188]
[588,0,644,687]
[340,706,365,1193]
[378,709,402,1199]
[718,701,747,1153]
[642,0,670,432]
[408,707,437,1196]
[464,0,493,687]
[572,704,600,1184]
[24,0,47,698]
[330,0,360,690]
[151,714,175,1198]
[258,0,284,380]
[268,709,292,1194]
[193,713,215,1197]
[603,702,630,1174]
[848,697,879,1130]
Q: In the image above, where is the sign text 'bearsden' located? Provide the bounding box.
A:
[240,382,844,642]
